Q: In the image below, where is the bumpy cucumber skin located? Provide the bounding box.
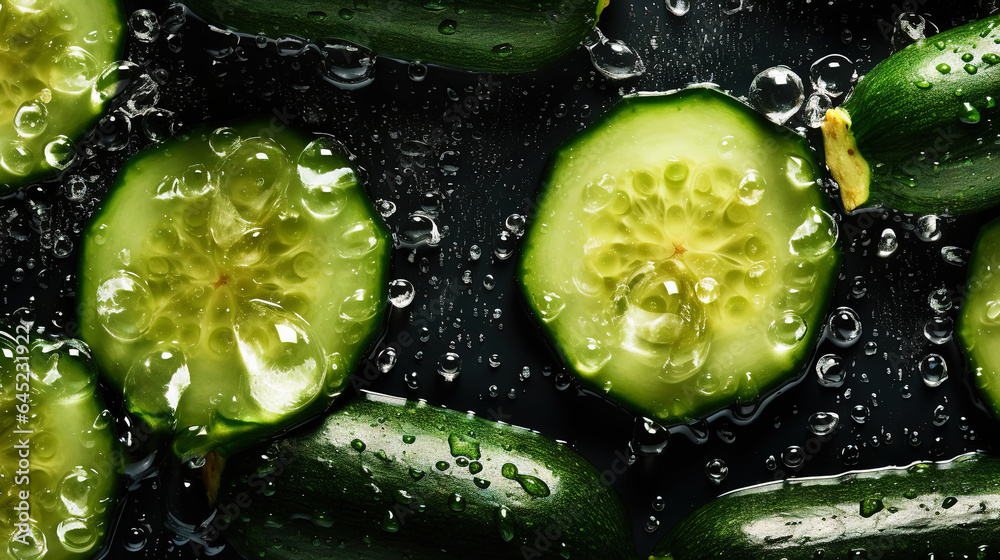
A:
[518,88,840,427]
[219,393,635,560]
[958,216,1000,416]
[652,453,1000,560]
[0,0,124,188]
[77,121,391,459]
[183,0,604,72]
[840,14,1000,215]
[0,335,122,559]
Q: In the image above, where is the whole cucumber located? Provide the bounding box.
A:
[652,453,1000,560]
[215,392,635,559]
[821,13,1000,215]
[183,0,608,72]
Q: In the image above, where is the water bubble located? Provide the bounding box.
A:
[96,272,154,340]
[789,207,838,257]
[96,110,131,152]
[388,279,415,308]
[297,138,357,216]
[632,418,670,455]
[94,61,142,103]
[645,516,661,533]
[665,0,690,15]
[809,54,856,97]
[827,307,862,347]
[123,73,160,116]
[841,444,861,465]
[505,213,527,237]
[142,108,175,142]
[863,341,877,356]
[407,61,428,82]
[749,66,805,124]
[705,458,729,484]
[892,12,932,49]
[494,230,517,260]
[803,92,833,128]
[851,404,870,424]
[376,347,398,373]
[807,411,840,435]
[932,405,950,426]
[488,384,499,397]
[129,9,160,43]
[928,288,953,313]
[877,228,898,257]
[768,312,808,347]
[438,352,462,381]
[483,274,496,290]
[318,39,376,90]
[695,277,720,303]
[404,371,419,389]
[209,127,241,157]
[781,446,805,468]
[397,211,443,248]
[14,99,48,138]
[469,244,482,261]
[915,215,942,242]
[816,354,846,387]
[52,46,99,93]
[583,28,645,80]
[923,316,953,344]
[44,136,76,170]
[941,246,969,266]
[919,354,948,387]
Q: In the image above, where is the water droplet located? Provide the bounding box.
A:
[721,0,742,14]
[941,246,969,266]
[932,404,950,426]
[816,354,846,387]
[14,99,49,138]
[789,207,838,257]
[804,92,833,128]
[810,54,856,97]
[96,271,154,340]
[665,0,690,16]
[851,404,870,424]
[318,38,376,90]
[376,347,397,373]
[705,458,729,484]
[496,506,515,541]
[877,228,898,257]
[808,411,840,435]
[438,352,462,381]
[494,230,517,260]
[438,19,458,34]
[860,497,884,518]
[781,446,805,468]
[695,277,720,303]
[397,211,442,248]
[129,9,160,42]
[44,136,76,170]
[645,515,661,533]
[404,371,419,389]
[828,307,862,347]
[928,288,953,313]
[488,384,499,397]
[584,28,645,80]
[923,316,953,344]
[483,274,496,290]
[407,61,428,82]
[915,215,942,241]
[749,66,805,124]
[388,279,415,308]
[632,418,670,455]
[469,244,482,260]
[768,312,808,347]
[919,354,949,387]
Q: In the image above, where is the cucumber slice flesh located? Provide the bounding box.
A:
[0,335,121,559]
[519,88,840,424]
[0,0,123,185]
[958,217,1000,413]
[79,123,391,459]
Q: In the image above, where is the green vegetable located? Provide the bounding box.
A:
[77,121,391,460]
[821,14,1000,215]
[216,392,635,559]
[182,0,608,72]
[0,0,124,186]
[958,216,1000,413]
[1,332,122,559]
[518,87,840,426]
[651,452,1000,559]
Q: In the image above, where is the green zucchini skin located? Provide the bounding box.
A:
[218,392,635,559]
[182,0,605,73]
[827,14,1000,215]
[957,216,1000,418]
[651,453,1000,560]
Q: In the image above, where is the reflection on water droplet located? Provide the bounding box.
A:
[750,66,804,124]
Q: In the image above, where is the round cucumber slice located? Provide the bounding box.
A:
[78,122,391,459]
[1,333,122,559]
[0,0,124,186]
[518,87,841,425]
[958,217,1000,415]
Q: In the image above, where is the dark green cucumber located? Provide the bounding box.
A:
[0,0,124,187]
[652,453,1000,560]
[958,216,1000,415]
[1,333,123,559]
[216,392,635,559]
[822,14,1000,215]
[182,0,607,72]
[518,87,840,426]
[78,121,391,460]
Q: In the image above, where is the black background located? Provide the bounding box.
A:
[4,0,1000,557]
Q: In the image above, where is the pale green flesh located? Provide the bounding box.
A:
[0,336,120,559]
[0,0,123,185]
[520,88,840,424]
[79,124,390,459]
[959,218,1000,414]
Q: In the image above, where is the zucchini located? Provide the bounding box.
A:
[958,216,1000,416]
[77,121,391,460]
[821,13,1000,215]
[1,332,122,559]
[181,0,607,72]
[517,87,840,426]
[0,0,124,186]
[651,453,1000,560]
[216,392,635,560]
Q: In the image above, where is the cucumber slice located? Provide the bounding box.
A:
[78,122,391,459]
[1,333,122,559]
[958,217,1000,414]
[518,87,841,425]
[0,0,124,186]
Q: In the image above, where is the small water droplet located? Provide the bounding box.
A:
[828,307,862,347]
[705,458,729,484]
[437,352,462,381]
[851,404,870,424]
[584,28,645,80]
[388,279,415,308]
[878,228,898,257]
[919,354,949,387]
[808,411,840,435]
[816,354,846,387]
[923,316,953,344]
[781,446,805,468]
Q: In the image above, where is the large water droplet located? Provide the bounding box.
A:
[749,66,804,124]
[397,211,442,248]
[915,215,942,242]
[318,39,376,90]
[584,28,646,80]
[878,228,898,257]
[96,271,154,340]
[219,137,291,221]
[438,352,462,381]
[297,138,357,216]
[827,307,862,347]
[665,0,690,15]
[923,316,953,344]
[388,279,415,308]
[815,354,846,387]
[809,54,856,96]
[808,411,840,435]
[14,99,48,138]
[789,207,838,257]
[920,354,948,387]
[56,518,97,553]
